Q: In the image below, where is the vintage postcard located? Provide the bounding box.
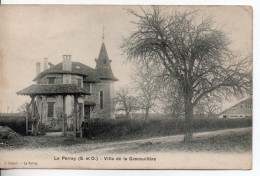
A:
[0,5,252,169]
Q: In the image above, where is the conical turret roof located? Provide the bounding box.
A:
[95,42,118,81]
[98,43,109,60]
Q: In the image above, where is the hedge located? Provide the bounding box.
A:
[83,117,252,140]
[0,115,252,138]
[0,115,27,135]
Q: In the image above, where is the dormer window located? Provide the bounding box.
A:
[83,82,91,92]
[77,78,82,87]
[48,77,55,84]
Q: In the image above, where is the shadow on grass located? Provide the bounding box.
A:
[108,128,252,154]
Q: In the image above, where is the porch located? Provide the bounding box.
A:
[17,84,90,137]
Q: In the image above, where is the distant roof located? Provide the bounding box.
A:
[33,62,101,82]
[17,84,90,96]
[219,98,252,115]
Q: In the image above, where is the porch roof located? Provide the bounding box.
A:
[17,84,90,96]
[84,101,96,106]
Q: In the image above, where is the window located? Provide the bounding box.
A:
[100,91,104,109]
[47,102,55,117]
[79,103,83,119]
[246,103,252,109]
[77,79,82,87]
[48,77,55,84]
[84,105,91,119]
[83,82,91,92]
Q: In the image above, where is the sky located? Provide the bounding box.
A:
[0,5,252,113]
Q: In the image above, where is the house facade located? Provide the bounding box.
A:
[33,42,118,130]
[218,98,252,118]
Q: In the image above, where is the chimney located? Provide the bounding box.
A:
[48,62,54,68]
[62,55,72,71]
[44,58,48,71]
[36,62,41,76]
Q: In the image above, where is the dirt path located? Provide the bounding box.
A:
[70,127,251,154]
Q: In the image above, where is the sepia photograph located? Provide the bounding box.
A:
[0,5,253,169]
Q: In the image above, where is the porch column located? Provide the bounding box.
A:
[26,104,30,135]
[62,95,67,137]
[79,104,83,138]
[30,96,36,135]
[73,95,78,137]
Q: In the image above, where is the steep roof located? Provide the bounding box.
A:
[98,43,109,61]
[17,84,90,96]
[33,62,100,82]
[95,43,119,81]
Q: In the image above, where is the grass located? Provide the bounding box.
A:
[109,128,252,154]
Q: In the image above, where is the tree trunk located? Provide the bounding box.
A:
[126,111,130,119]
[145,100,151,120]
[184,94,194,142]
[145,108,149,120]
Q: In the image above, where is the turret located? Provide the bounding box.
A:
[94,29,118,119]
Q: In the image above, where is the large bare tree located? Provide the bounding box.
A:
[122,7,252,141]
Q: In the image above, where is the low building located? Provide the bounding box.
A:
[218,98,252,118]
